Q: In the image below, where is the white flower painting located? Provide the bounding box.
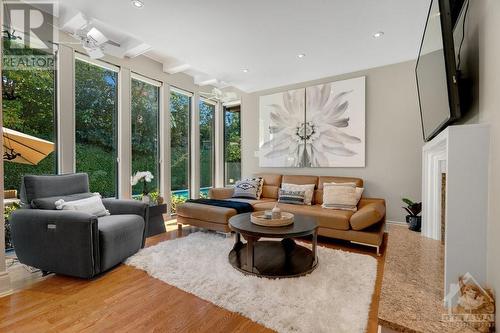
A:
[259,76,365,167]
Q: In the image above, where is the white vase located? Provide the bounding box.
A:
[142,194,151,205]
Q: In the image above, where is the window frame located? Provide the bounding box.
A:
[169,86,193,202]
[130,72,162,198]
[223,103,242,187]
[199,97,217,193]
[74,53,120,197]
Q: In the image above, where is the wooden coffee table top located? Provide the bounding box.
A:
[229,212,318,238]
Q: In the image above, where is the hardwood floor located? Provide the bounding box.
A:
[0,226,386,333]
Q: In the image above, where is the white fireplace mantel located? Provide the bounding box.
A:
[422,124,490,297]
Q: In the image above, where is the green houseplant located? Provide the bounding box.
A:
[402,198,422,232]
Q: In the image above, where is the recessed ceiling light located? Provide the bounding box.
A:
[131,0,144,8]
[241,68,249,73]
[297,53,306,58]
[373,31,384,38]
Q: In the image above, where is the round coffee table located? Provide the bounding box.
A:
[228,212,318,278]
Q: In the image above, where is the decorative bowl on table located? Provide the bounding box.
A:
[250,211,294,227]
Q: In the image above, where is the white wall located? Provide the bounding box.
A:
[238,60,424,222]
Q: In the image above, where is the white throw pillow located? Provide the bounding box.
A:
[281,183,316,205]
[324,182,364,203]
[322,183,363,212]
[55,195,110,217]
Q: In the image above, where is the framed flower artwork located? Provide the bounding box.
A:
[259,76,365,167]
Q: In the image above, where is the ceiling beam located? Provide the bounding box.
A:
[196,78,218,86]
[163,63,191,74]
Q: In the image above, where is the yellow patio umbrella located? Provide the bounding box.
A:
[2,127,55,165]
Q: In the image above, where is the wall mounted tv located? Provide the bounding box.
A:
[415,0,462,142]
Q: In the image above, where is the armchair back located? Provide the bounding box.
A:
[21,173,90,206]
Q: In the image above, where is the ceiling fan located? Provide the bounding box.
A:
[200,88,238,103]
[71,26,120,59]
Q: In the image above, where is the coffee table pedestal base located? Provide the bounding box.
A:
[228,239,318,278]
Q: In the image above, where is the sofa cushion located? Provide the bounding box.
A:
[255,174,282,199]
[253,202,352,230]
[98,214,144,271]
[31,192,95,210]
[350,202,386,231]
[282,175,319,187]
[177,202,238,224]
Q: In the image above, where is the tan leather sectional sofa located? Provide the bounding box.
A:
[177,174,386,254]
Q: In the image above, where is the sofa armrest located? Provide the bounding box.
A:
[102,199,149,247]
[10,209,100,278]
[209,187,234,199]
[350,199,386,231]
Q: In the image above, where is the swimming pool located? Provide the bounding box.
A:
[171,187,210,199]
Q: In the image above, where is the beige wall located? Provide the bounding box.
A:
[459,0,500,322]
[238,60,424,222]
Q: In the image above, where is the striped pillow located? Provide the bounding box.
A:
[278,189,306,205]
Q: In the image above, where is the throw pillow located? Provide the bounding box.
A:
[322,183,360,211]
[232,179,261,199]
[278,189,306,205]
[55,195,110,217]
[31,192,97,210]
[325,182,364,203]
[281,183,315,205]
[242,177,264,199]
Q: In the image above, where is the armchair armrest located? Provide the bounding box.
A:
[350,199,386,231]
[102,199,149,247]
[208,187,234,199]
[10,209,100,278]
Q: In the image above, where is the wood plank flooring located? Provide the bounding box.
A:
[0,226,386,333]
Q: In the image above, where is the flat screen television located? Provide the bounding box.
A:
[415,0,461,142]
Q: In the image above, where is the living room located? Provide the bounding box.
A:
[0,0,499,332]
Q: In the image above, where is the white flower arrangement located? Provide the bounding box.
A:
[131,171,154,195]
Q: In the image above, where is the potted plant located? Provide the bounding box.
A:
[402,198,422,232]
[131,171,154,205]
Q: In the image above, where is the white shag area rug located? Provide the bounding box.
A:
[126,232,377,333]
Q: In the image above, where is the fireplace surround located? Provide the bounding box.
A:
[422,124,490,301]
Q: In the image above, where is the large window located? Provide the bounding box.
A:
[224,105,241,186]
[75,57,118,198]
[199,99,216,196]
[131,76,160,199]
[170,89,191,212]
[2,38,57,193]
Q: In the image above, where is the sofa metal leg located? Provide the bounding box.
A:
[350,241,381,256]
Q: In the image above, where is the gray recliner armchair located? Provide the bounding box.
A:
[10,173,149,279]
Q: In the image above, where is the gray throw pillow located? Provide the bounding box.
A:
[31,192,96,210]
[232,179,261,199]
[278,189,306,205]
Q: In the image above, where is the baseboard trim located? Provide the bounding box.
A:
[0,271,12,297]
[386,220,407,226]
